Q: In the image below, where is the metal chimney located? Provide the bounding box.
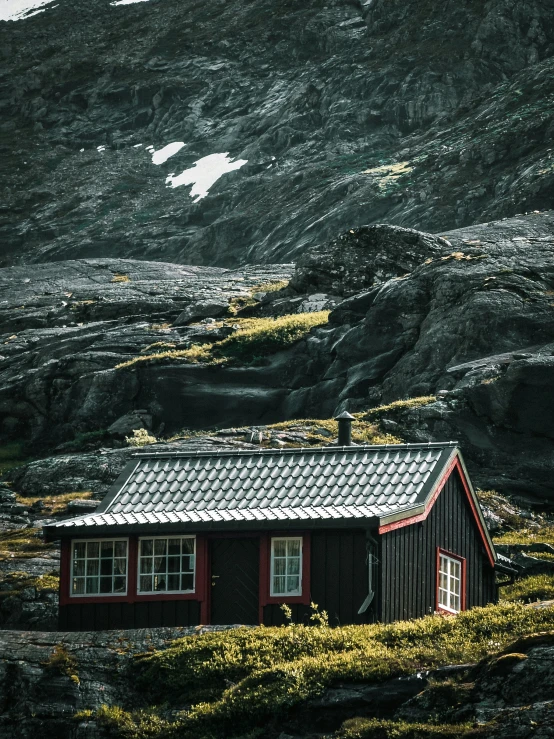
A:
[335,411,355,446]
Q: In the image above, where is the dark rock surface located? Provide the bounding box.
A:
[2,212,554,500]
[1,0,554,267]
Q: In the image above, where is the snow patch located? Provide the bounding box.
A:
[111,0,151,5]
[165,153,248,202]
[0,0,55,21]
[151,141,185,165]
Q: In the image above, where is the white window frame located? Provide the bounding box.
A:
[137,535,196,595]
[438,552,463,614]
[70,538,129,597]
[270,536,303,597]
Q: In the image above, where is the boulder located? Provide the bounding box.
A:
[107,409,153,439]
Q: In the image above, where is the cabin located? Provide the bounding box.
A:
[43,427,512,631]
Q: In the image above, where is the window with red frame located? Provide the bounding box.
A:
[438,552,463,613]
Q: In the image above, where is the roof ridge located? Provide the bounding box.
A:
[134,441,459,459]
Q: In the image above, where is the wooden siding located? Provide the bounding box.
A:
[59,599,201,631]
[379,469,497,623]
[263,530,373,626]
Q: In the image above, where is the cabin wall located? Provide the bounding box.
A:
[59,599,201,631]
[379,469,497,623]
[263,529,374,626]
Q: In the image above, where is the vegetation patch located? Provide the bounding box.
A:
[16,491,94,516]
[362,161,413,193]
[338,717,478,738]
[126,429,158,447]
[0,570,59,599]
[268,417,401,446]
[0,527,57,560]
[59,428,111,452]
[493,525,554,546]
[361,396,437,419]
[0,442,30,475]
[110,602,554,739]
[111,274,131,283]
[43,644,79,683]
[501,574,554,603]
[116,312,330,369]
[228,280,289,314]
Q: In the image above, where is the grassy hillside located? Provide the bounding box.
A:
[77,601,554,739]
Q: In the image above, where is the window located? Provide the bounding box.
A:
[138,536,195,593]
[438,552,463,613]
[270,537,302,596]
[71,539,128,596]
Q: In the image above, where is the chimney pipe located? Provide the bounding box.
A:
[335,411,355,446]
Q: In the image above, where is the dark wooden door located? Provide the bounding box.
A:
[210,538,260,625]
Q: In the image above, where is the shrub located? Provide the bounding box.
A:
[501,574,554,603]
[43,644,78,680]
[116,312,330,370]
[126,429,158,447]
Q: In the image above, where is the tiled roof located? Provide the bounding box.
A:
[46,443,460,533]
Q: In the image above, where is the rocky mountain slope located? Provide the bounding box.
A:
[1,0,554,267]
[2,211,554,502]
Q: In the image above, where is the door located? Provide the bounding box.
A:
[210,538,260,625]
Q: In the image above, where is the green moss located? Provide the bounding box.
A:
[88,705,172,739]
[0,570,59,600]
[116,312,330,369]
[43,644,78,679]
[128,602,554,739]
[338,717,478,738]
[0,527,57,560]
[361,397,437,419]
[501,574,554,603]
[493,526,554,546]
[268,417,401,445]
[0,442,30,475]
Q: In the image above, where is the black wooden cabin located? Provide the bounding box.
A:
[44,440,508,631]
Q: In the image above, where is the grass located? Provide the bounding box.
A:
[0,527,57,560]
[111,274,131,283]
[77,602,554,739]
[268,417,401,445]
[228,280,289,314]
[361,397,437,419]
[15,490,94,516]
[0,442,29,475]
[501,574,554,604]
[493,526,554,546]
[362,161,413,193]
[116,312,330,369]
[0,570,59,599]
[43,644,80,683]
[338,718,478,738]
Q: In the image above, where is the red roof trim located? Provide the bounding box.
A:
[378,456,495,567]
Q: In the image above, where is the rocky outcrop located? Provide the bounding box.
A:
[1,0,554,267]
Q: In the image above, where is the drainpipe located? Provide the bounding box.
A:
[358,531,379,615]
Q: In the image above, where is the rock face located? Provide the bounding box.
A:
[1,0,554,267]
[2,212,554,500]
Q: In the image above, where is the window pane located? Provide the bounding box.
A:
[168,556,180,573]
[86,578,99,594]
[182,555,193,572]
[286,576,299,593]
[100,559,113,576]
[287,558,300,576]
[114,558,126,575]
[274,558,286,576]
[154,556,166,573]
[181,574,194,591]
[182,538,194,554]
[100,576,112,593]
[168,539,181,555]
[154,539,167,556]
[113,576,126,593]
[287,539,300,557]
[273,575,285,594]
[86,560,99,577]
[168,574,180,591]
[141,540,153,556]
[154,575,166,591]
[140,558,152,574]
[87,541,99,559]
[115,541,127,558]
[140,575,152,592]
[73,542,86,560]
[101,541,114,558]
[72,578,85,595]
[273,540,286,557]
[73,560,85,577]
